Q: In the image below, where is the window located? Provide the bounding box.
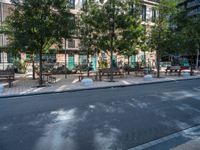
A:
[69,0,75,9]
[101,52,107,61]
[68,39,75,48]
[79,55,87,65]
[129,3,140,16]
[81,0,87,10]
[142,5,147,21]
[26,53,31,61]
[7,52,13,63]
[152,8,157,22]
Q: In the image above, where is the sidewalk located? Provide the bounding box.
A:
[129,124,200,150]
[0,72,200,97]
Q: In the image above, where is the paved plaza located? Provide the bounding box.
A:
[0,71,200,97]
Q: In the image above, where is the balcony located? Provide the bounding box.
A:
[143,0,160,5]
[187,0,200,9]
[148,0,160,2]
[187,7,200,16]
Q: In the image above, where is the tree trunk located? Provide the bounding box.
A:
[32,53,35,80]
[144,51,146,67]
[87,49,90,77]
[156,49,160,78]
[39,49,43,86]
[190,58,193,76]
[128,55,130,75]
[64,38,67,79]
[196,49,199,70]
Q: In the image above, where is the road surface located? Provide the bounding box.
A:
[0,79,200,150]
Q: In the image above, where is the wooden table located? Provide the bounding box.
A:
[42,73,53,83]
[0,75,13,88]
[78,71,98,81]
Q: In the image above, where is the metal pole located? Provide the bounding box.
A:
[65,38,67,79]
[2,51,4,70]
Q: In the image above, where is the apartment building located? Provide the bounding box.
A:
[0,0,159,71]
[0,0,13,69]
[179,0,200,16]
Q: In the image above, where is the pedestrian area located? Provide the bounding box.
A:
[0,71,200,97]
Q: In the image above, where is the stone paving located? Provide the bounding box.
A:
[0,71,200,97]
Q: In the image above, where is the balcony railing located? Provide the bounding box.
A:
[187,0,200,9]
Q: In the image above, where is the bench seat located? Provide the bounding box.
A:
[99,68,125,81]
[78,72,98,81]
[0,69,15,87]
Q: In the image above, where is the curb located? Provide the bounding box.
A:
[128,123,200,150]
[0,76,200,99]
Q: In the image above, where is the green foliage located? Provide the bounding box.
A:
[98,60,108,69]
[117,0,144,57]
[13,59,27,73]
[150,0,178,54]
[2,0,75,85]
[4,0,75,54]
[80,0,127,52]
[80,0,144,60]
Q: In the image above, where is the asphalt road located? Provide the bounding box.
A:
[0,79,200,150]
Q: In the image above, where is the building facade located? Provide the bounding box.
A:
[0,0,159,71]
[0,0,14,69]
[179,0,200,16]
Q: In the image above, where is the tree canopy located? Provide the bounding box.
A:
[2,0,75,86]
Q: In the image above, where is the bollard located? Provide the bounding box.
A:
[182,72,190,78]
[81,78,93,87]
[0,84,4,93]
[143,75,153,81]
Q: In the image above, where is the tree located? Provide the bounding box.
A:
[80,0,130,81]
[150,0,178,78]
[80,0,145,80]
[79,0,99,77]
[117,0,144,74]
[177,15,200,70]
[4,0,74,86]
[165,2,200,71]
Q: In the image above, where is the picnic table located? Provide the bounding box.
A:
[0,69,15,88]
[134,68,155,77]
[41,72,56,83]
[165,66,193,76]
[78,71,98,81]
[98,68,125,81]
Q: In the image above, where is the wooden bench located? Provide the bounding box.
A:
[134,68,156,77]
[165,66,180,75]
[0,69,15,87]
[99,68,125,81]
[48,75,56,83]
[37,72,56,83]
[78,72,98,81]
[165,66,192,76]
